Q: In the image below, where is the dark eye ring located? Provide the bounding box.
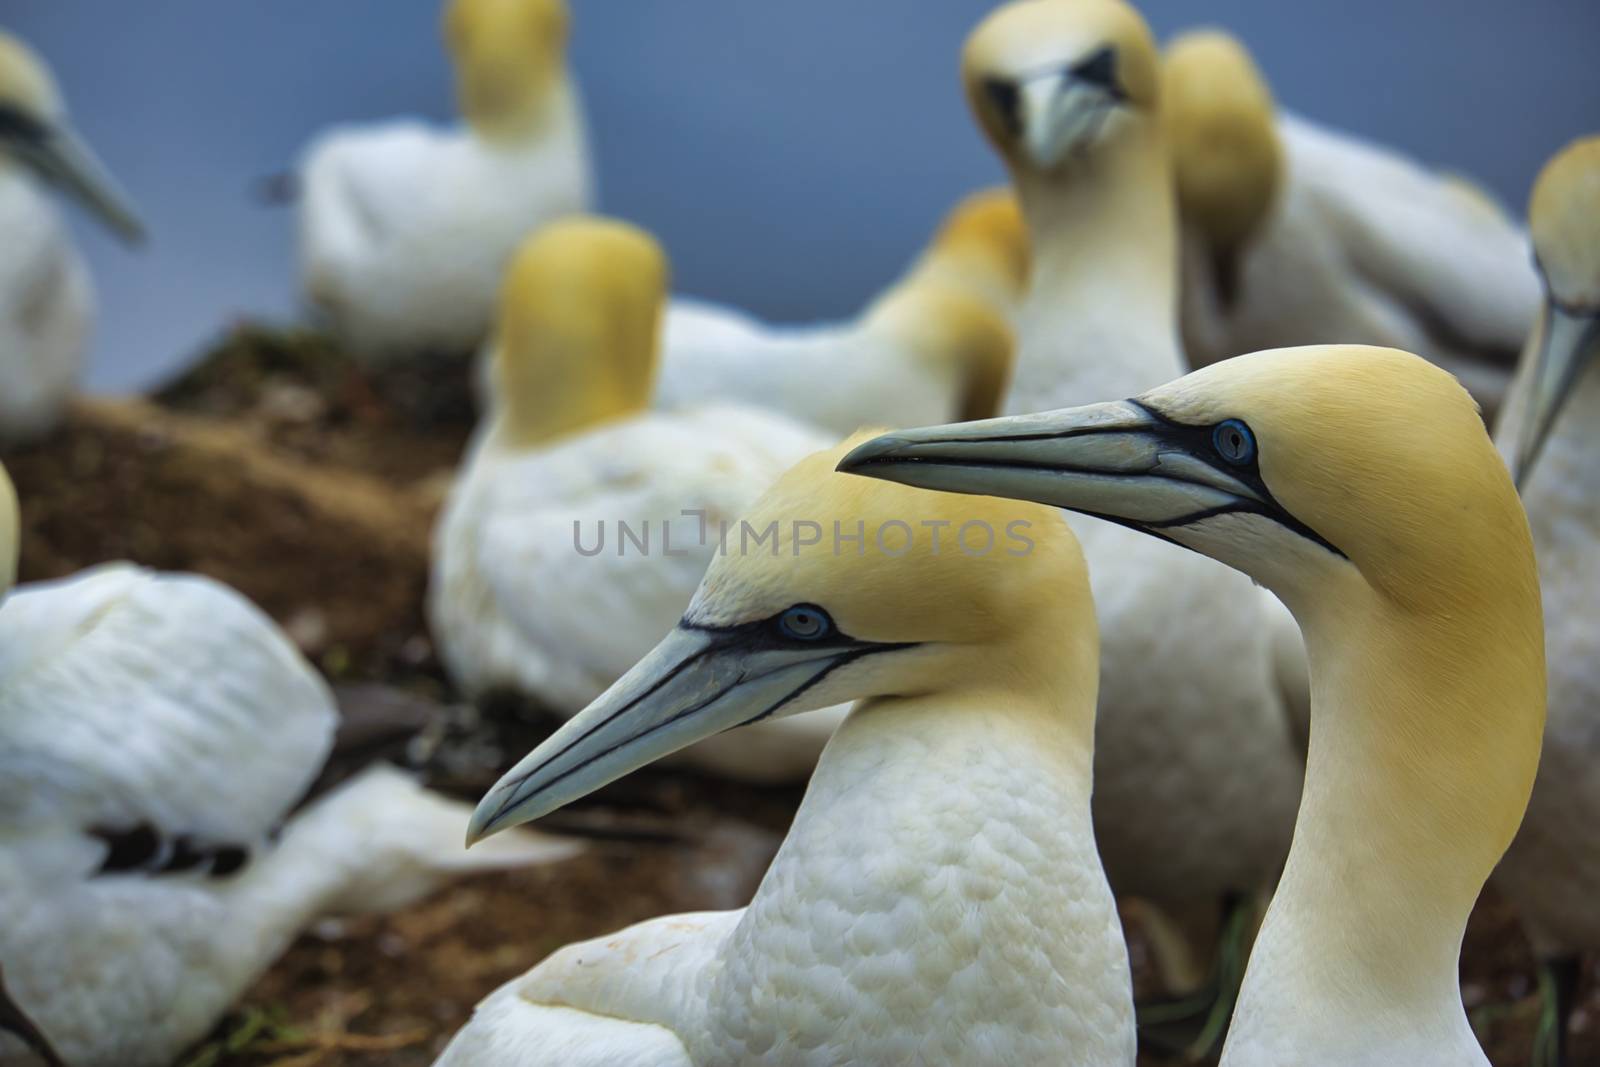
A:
[1213,419,1256,466]
[778,604,831,642]
[982,77,1021,135]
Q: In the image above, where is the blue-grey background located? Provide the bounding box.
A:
[8,0,1599,392]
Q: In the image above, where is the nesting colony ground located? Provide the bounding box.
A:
[2,324,1591,1067]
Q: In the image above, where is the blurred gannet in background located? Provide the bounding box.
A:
[1491,135,1600,1067]
[430,217,853,783]
[441,440,1136,1067]
[0,31,144,443]
[296,0,591,361]
[841,343,1546,1067]
[654,188,1026,434]
[1163,29,1538,419]
[0,476,576,1067]
[959,0,1301,1035]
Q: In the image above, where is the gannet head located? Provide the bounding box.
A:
[1511,135,1600,483]
[962,0,1160,174]
[0,32,144,243]
[489,215,667,447]
[444,0,571,139]
[468,437,1093,842]
[0,463,17,595]
[1162,30,1282,258]
[839,345,1533,617]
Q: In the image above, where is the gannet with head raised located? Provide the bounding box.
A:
[1490,135,1600,1067]
[296,0,591,361]
[653,187,1026,434]
[430,216,857,783]
[960,0,1302,1022]
[0,469,577,1067]
[1164,28,1538,419]
[440,438,1135,1066]
[840,343,1545,1066]
[0,31,144,442]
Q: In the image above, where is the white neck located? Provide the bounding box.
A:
[1005,121,1183,414]
[1224,584,1539,1066]
[700,692,1134,1066]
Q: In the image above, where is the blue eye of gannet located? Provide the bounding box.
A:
[778,604,833,642]
[1212,419,1256,466]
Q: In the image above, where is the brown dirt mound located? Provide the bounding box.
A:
[153,323,477,489]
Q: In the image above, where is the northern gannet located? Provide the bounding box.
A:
[960,0,1302,1023]
[430,217,849,783]
[0,31,144,443]
[1491,135,1600,1067]
[441,438,1136,1067]
[296,0,591,361]
[653,188,1026,434]
[1164,29,1538,419]
[840,343,1545,1067]
[0,491,576,1067]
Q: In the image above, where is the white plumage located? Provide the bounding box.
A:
[1178,110,1538,414]
[0,563,576,1067]
[651,189,1026,436]
[297,102,590,360]
[296,0,592,361]
[0,32,143,443]
[655,291,997,437]
[441,711,1131,1066]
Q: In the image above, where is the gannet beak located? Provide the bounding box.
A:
[1,109,145,244]
[467,623,902,844]
[1017,71,1113,169]
[983,57,1122,171]
[1511,302,1600,486]
[837,403,1341,556]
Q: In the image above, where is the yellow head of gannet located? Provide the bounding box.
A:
[468,435,1093,841]
[489,216,667,448]
[1512,135,1600,483]
[0,463,17,595]
[0,31,143,243]
[444,0,571,140]
[1162,29,1282,301]
[962,0,1160,174]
